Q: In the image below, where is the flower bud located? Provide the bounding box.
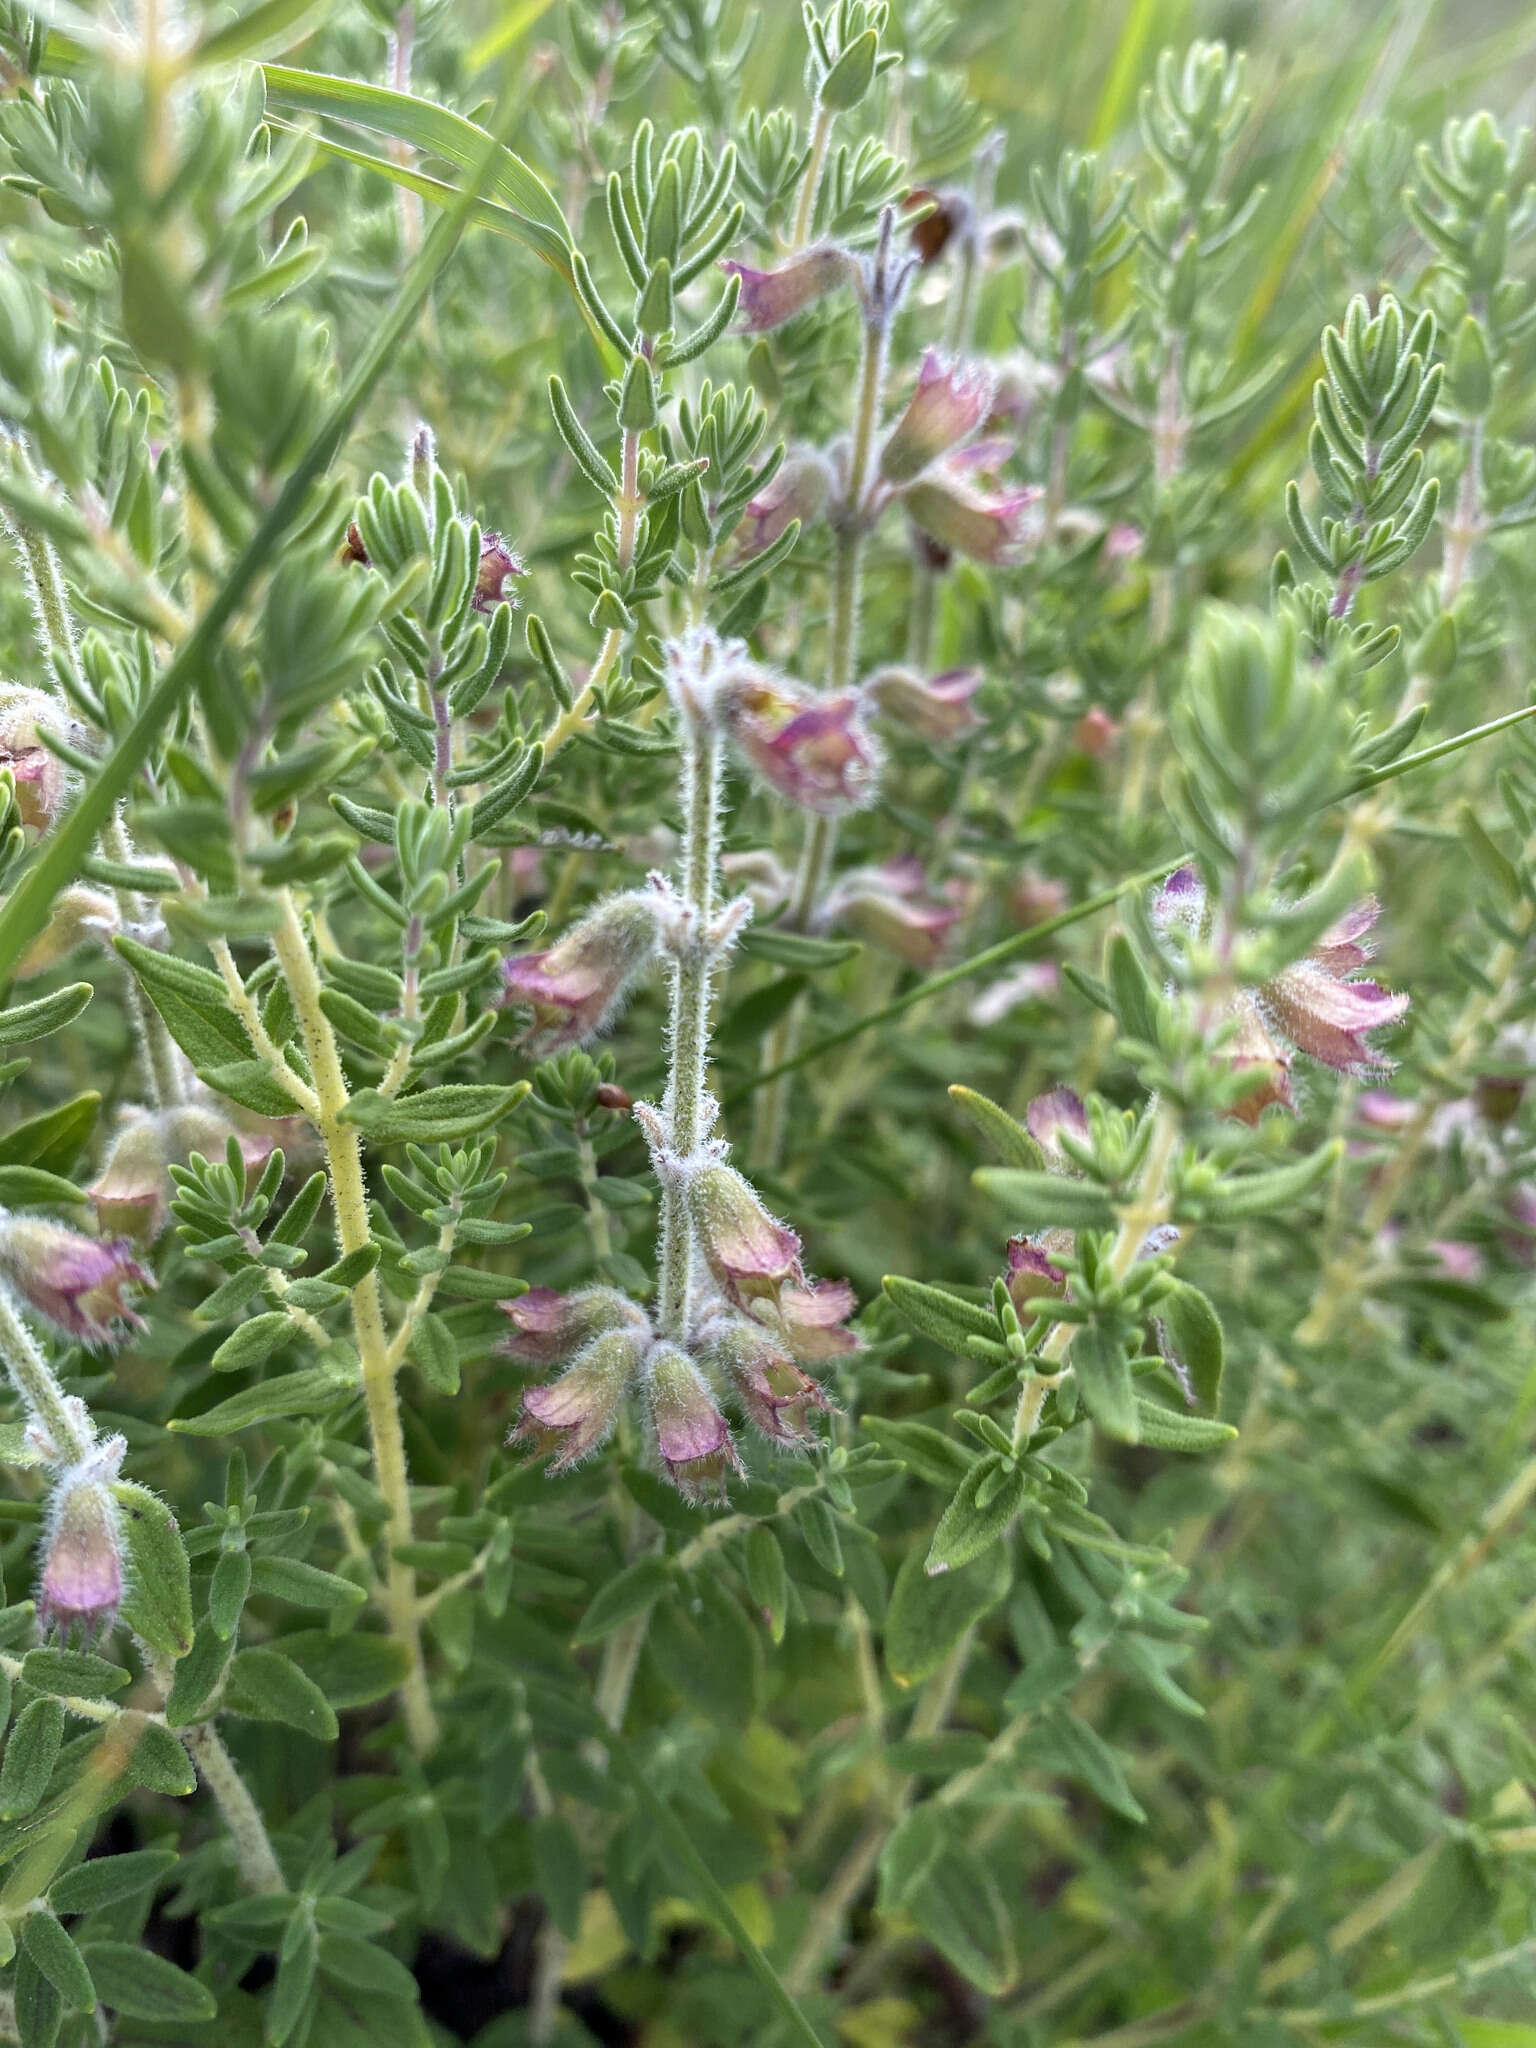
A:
[880,351,994,485]
[499,891,661,1053]
[88,1104,279,1242]
[903,187,973,266]
[1005,1235,1068,1316]
[510,1326,646,1471]
[902,473,1040,564]
[13,885,118,981]
[473,531,525,612]
[864,665,982,744]
[499,1285,649,1365]
[691,1164,801,1307]
[0,685,70,831]
[1074,707,1119,758]
[734,449,832,561]
[38,1441,126,1643]
[698,1314,835,1447]
[0,1217,152,1347]
[721,246,854,330]
[643,1342,742,1500]
[721,679,881,815]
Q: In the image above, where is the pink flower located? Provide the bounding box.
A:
[720,246,854,330]
[1153,870,1410,1118]
[765,1277,860,1364]
[38,1443,125,1643]
[0,687,70,831]
[1074,708,1119,758]
[0,1219,152,1348]
[1356,1090,1418,1131]
[1005,1236,1068,1317]
[1026,1087,1090,1166]
[699,1314,836,1447]
[734,450,831,561]
[691,1164,802,1308]
[880,351,995,484]
[902,471,1041,564]
[499,891,660,1053]
[864,665,983,743]
[510,1327,646,1472]
[644,1343,742,1500]
[723,680,881,815]
[820,857,966,970]
[89,1104,280,1242]
[499,1286,648,1365]
[473,531,526,612]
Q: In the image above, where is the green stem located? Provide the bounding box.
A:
[0,1282,93,1463]
[269,892,436,1755]
[180,1720,285,1894]
[790,102,834,250]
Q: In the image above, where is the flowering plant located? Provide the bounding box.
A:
[0,2,1530,2044]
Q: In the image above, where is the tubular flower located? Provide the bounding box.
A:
[1004,1235,1069,1317]
[819,857,966,970]
[510,1326,647,1472]
[863,664,983,744]
[473,531,526,612]
[0,1217,152,1348]
[721,678,881,815]
[734,449,831,561]
[698,1313,836,1447]
[499,1286,649,1366]
[498,891,660,1054]
[89,1104,280,1242]
[759,1277,860,1363]
[38,1440,126,1642]
[13,885,118,981]
[720,246,854,330]
[880,351,995,485]
[691,1163,801,1308]
[644,1343,742,1501]
[1153,868,1410,1121]
[0,685,71,831]
[902,470,1040,564]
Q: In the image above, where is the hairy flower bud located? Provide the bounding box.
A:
[698,1313,835,1446]
[691,1164,801,1307]
[499,1285,649,1365]
[734,449,832,561]
[499,892,661,1053]
[89,1103,279,1242]
[0,685,70,831]
[510,1325,646,1471]
[13,884,118,981]
[473,531,525,612]
[721,246,853,330]
[0,1217,152,1347]
[880,351,994,485]
[38,1440,126,1642]
[643,1342,742,1500]
[864,665,982,744]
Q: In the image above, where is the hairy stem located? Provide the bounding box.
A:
[269,891,436,1754]
[0,1282,94,1463]
[181,1720,286,1894]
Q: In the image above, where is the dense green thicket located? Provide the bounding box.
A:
[0,1,1531,2043]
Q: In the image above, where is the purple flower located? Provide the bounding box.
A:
[698,1314,836,1448]
[499,1286,648,1366]
[1004,1236,1069,1318]
[734,450,831,561]
[821,857,967,969]
[880,351,995,485]
[723,679,881,815]
[0,687,69,831]
[510,1326,647,1471]
[720,246,854,331]
[498,891,660,1053]
[901,470,1041,564]
[863,665,983,743]
[0,1219,152,1348]
[759,1277,860,1364]
[691,1164,802,1308]
[38,1444,125,1642]
[473,531,526,612]
[644,1343,742,1501]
